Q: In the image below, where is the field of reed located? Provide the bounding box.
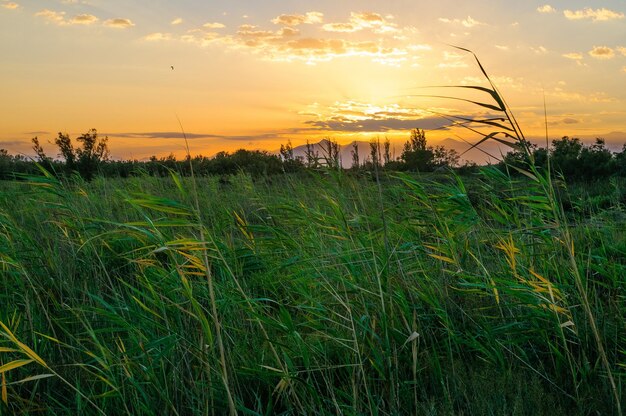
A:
[0,167,624,415]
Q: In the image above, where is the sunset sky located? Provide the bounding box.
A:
[1,0,625,160]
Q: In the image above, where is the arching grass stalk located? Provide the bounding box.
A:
[428,47,622,415]
[175,115,236,416]
[175,116,291,413]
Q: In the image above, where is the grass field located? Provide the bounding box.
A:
[0,167,624,415]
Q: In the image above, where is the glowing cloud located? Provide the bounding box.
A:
[564,8,624,22]
[70,14,98,25]
[35,9,66,24]
[171,17,183,25]
[2,2,19,10]
[271,12,323,26]
[323,11,398,33]
[562,52,583,60]
[143,32,172,41]
[203,22,225,29]
[537,5,556,13]
[439,16,485,28]
[104,18,134,28]
[589,46,614,59]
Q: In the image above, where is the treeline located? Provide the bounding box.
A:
[2,129,626,180]
[0,128,459,180]
[501,136,626,179]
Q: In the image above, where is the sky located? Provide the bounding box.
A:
[1,0,625,160]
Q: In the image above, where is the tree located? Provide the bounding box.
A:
[279,140,294,161]
[551,136,583,178]
[55,132,76,170]
[383,137,391,165]
[369,138,380,168]
[320,138,341,169]
[401,129,433,171]
[75,129,109,180]
[31,129,109,180]
[351,142,360,169]
[578,138,614,179]
[432,145,459,168]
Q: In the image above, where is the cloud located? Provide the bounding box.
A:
[495,45,509,51]
[537,5,556,13]
[562,52,583,60]
[110,131,280,142]
[271,11,323,26]
[307,116,455,132]
[623,66,626,73]
[564,8,624,21]
[203,22,225,29]
[530,45,548,54]
[35,9,105,26]
[171,17,182,25]
[104,18,134,28]
[438,51,468,68]
[69,14,98,25]
[2,2,19,10]
[322,22,358,32]
[144,32,172,41]
[589,46,614,59]
[439,16,485,28]
[618,47,626,56]
[322,12,398,33]
[175,12,424,65]
[302,101,457,132]
[562,118,579,124]
[35,9,66,24]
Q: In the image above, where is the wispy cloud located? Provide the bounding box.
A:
[203,22,225,29]
[322,12,398,33]
[110,131,281,142]
[438,51,468,68]
[69,14,98,25]
[562,52,583,60]
[143,32,172,41]
[302,101,456,132]
[589,46,614,59]
[180,18,415,65]
[171,17,182,25]
[439,16,485,28]
[35,9,66,24]
[2,2,19,10]
[271,11,323,26]
[36,9,133,28]
[537,5,556,13]
[104,18,134,28]
[564,8,624,22]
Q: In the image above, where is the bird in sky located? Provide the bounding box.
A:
[171,66,174,70]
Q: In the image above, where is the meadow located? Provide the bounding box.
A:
[0,166,624,415]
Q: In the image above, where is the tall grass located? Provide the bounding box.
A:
[0,169,623,414]
[0,52,624,414]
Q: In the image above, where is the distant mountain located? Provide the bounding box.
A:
[290,140,382,168]
[289,138,512,167]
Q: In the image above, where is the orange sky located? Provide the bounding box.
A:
[1,1,625,161]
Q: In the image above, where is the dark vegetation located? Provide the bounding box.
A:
[2,128,626,183]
